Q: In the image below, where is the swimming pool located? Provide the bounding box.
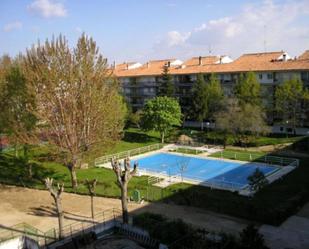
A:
[136,152,279,190]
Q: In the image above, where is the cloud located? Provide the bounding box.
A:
[3,21,23,32]
[166,31,191,47]
[151,0,309,59]
[28,0,67,18]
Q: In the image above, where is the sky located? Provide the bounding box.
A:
[0,0,309,64]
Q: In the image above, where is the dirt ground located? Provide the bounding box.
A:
[0,185,248,235]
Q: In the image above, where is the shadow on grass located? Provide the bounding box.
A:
[0,153,65,188]
[156,136,309,226]
[122,131,159,143]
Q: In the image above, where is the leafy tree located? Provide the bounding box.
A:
[215,99,269,146]
[0,55,12,152]
[239,224,269,249]
[235,72,261,106]
[4,65,38,177]
[191,74,208,130]
[128,110,142,128]
[159,65,175,97]
[23,34,127,189]
[206,73,224,120]
[247,168,268,191]
[275,77,309,134]
[141,96,182,143]
[111,157,137,223]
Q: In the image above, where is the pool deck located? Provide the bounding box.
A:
[96,145,297,196]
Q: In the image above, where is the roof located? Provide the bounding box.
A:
[298,50,309,61]
[183,56,220,67]
[113,51,309,77]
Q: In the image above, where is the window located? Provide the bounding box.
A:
[280,127,284,131]
[267,73,273,80]
[259,74,263,80]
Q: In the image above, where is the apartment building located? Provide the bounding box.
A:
[113,50,309,133]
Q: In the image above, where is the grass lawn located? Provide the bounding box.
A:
[0,129,308,226]
[168,148,203,155]
[209,149,267,161]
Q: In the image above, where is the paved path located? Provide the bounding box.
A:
[0,185,248,236]
[260,202,309,249]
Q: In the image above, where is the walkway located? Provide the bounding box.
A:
[0,185,248,236]
[259,202,309,249]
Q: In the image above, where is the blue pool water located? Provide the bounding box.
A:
[136,152,279,190]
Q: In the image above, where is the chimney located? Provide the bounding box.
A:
[198,56,202,66]
[167,61,171,67]
[283,53,287,61]
[146,62,150,68]
[126,63,129,70]
[219,56,223,64]
[113,61,116,69]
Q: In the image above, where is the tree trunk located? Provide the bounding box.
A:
[121,185,129,224]
[68,165,78,189]
[14,144,18,158]
[0,136,2,153]
[55,198,64,239]
[161,132,165,144]
[28,163,33,179]
[90,195,94,220]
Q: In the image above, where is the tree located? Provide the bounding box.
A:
[247,168,268,191]
[275,77,309,134]
[159,65,174,97]
[128,110,142,128]
[2,64,38,177]
[85,179,97,220]
[23,34,127,189]
[215,99,269,146]
[45,178,64,239]
[206,73,224,120]
[111,157,137,223]
[235,72,261,106]
[191,74,208,130]
[239,224,269,249]
[141,96,182,143]
[0,55,12,152]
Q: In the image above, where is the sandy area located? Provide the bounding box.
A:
[0,185,248,235]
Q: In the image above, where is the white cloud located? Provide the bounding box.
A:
[28,0,67,18]
[166,31,191,47]
[151,0,309,59]
[3,21,23,32]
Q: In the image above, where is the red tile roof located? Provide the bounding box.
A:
[113,51,309,77]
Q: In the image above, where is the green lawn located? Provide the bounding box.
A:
[0,129,308,226]
[169,148,203,155]
[209,149,267,161]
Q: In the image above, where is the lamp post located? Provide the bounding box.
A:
[286,120,289,138]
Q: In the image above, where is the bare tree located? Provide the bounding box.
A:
[45,178,64,239]
[23,34,127,189]
[177,156,190,183]
[111,157,137,224]
[85,179,97,220]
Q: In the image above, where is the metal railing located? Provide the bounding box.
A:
[94,144,163,166]
[216,151,299,167]
[0,222,45,243]
[0,209,122,247]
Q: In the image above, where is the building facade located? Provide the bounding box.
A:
[113,51,309,133]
